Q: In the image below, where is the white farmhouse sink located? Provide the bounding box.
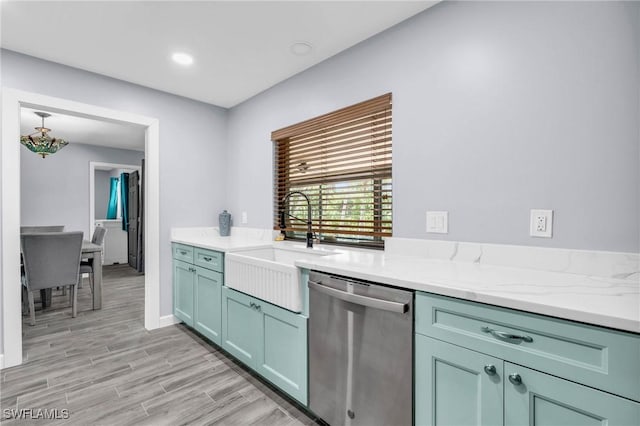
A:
[225,246,336,312]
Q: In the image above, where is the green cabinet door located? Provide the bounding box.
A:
[504,362,640,426]
[256,301,308,405]
[415,334,504,426]
[194,267,223,345]
[221,287,261,368]
[173,259,194,326]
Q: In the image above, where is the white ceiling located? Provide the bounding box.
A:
[1,1,437,108]
[21,108,146,151]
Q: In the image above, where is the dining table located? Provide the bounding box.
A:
[82,239,103,310]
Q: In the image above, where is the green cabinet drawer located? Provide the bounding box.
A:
[194,247,224,273]
[415,292,640,402]
[172,243,194,263]
[504,362,640,426]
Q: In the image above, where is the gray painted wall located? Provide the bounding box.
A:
[20,143,143,236]
[95,170,111,220]
[226,1,640,252]
[1,49,229,345]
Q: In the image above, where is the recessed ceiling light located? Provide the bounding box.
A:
[171,52,194,66]
[290,42,313,56]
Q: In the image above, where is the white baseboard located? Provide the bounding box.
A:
[0,354,5,369]
[158,314,180,328]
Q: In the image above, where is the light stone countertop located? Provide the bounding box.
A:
[295,251,639,334]
[171,227,274,252]
[172,235,273,252]
[171,227,640,334]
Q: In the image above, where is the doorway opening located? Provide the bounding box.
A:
[2,89,160,368]
[90,162,143,269]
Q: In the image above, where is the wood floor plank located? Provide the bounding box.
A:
[90,347,149,366]
[16,385,69,410]
[159,361,231,394]
[66,384,120,412]
[209,395,280,425]
[250,406,291,426]
[174,391,250,426]
[3,357,92,388]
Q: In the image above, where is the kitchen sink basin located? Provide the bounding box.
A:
[225,245,337,312]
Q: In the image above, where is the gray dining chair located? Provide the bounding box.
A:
[20,225,66,307]
[79,226,107,292]
[21,232,83,326]
[21,225,65,233]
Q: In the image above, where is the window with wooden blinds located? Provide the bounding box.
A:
[272,93,392,249]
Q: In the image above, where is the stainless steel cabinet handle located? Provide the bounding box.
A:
[179,250,188,255]
[189,267,196,272]
[203,256,213,262]
[481,326,533,343]
[484,365,497,376]
[249,302,261,311]
[308,280,409,313]
[508,373,522,385]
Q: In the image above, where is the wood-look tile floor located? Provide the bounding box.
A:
[1,264,318,426]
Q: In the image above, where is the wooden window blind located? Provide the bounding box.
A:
[272,93,392,248]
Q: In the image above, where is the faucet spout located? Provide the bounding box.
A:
[280,191,313,248]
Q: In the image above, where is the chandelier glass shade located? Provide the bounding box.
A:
[20,112,69,158]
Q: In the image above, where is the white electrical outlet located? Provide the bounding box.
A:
[530,209,553,238]
[426,211,448,234]
[241,211,248,224]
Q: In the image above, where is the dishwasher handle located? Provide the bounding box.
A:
[308,280,409,314]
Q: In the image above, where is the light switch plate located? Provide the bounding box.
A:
[530,209,553,238]
[241,211,248,224]
[426,211,448,234]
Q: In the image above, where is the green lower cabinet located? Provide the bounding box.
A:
[173,259,195,326]
[194,267,223,345]
[221,287,308,406]
[221,287,262,368]
[173,244,224,334]
[415,334,504,426]
[256,301,308,406]
[504,362,640,426]
[416,333,640,426]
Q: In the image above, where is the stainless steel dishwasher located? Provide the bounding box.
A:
[308,270,413,426]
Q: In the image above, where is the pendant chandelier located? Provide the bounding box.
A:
[20,112,69,158]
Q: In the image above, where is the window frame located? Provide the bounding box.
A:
[272,93,392,249]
